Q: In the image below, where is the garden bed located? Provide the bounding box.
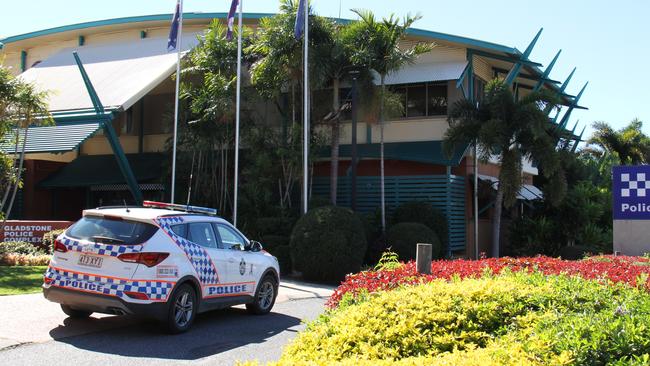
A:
[244,255,650,365]
[328,255,650,308]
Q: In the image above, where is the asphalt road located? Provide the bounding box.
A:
[0,297,326,366]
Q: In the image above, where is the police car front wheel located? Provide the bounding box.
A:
[61,304,93,319]
[246,275,277,315]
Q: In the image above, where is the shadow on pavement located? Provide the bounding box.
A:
[49,307,301,360]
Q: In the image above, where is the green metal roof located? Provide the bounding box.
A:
[0,12,516,56]
[321,141,466,167]
[39,153,165,188]
[0,120,102,154]
[0,12,272,44]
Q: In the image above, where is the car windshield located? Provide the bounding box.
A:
[66,216,158,245]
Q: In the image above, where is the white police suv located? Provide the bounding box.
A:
[43,201,280,333]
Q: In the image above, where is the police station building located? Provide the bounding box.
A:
[0,13,585,258]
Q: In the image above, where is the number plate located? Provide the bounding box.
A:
[78,254,103,268]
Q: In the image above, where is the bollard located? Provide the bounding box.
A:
[416,243,432,275]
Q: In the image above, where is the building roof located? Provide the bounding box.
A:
[18,34,199,113]
[0,120,102,154]
[39,153,165,188]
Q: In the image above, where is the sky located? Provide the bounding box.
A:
[1,0,648,139]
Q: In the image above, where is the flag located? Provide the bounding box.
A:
[167,0,181,51]
[226,0,239,41]
[294,0,306,39]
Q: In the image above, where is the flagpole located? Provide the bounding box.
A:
[233,0,243,227]
[170,0,184,204]
[302,0,309,215]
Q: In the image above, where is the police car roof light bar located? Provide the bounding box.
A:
[143,200,218,216]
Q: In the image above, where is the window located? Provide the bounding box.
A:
[170,224,188,239]
[66,216,158,245]
[188,223,218,249]
[214,224,246,250]
[407,84,427,117]
[473,77,486,102]
[427,83,448,116]
[390,81,448,118]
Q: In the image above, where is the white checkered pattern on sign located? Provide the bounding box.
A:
[156,217,219,284]
[59,237,143,257]
[45,267,174,301]
[620,172,650,198]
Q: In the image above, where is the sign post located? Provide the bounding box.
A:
[612,165,650,256]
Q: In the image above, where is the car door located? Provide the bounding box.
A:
[183,222,229,297]
[213,223,260,293]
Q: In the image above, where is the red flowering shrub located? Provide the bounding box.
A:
[327,255,650,308]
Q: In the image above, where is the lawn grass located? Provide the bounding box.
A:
[0,266,47,296]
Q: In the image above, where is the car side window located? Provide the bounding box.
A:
[170,224,188,239]
[214,224,246,250]
[187,223,218,249]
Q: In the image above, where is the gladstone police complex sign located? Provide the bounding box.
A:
[613,165,650,255]
[1,221,72,247]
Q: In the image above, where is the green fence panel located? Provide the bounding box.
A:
[313,175,466,253]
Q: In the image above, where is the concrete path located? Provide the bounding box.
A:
[0,279,334,357]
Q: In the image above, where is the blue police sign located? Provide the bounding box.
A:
[613,165,650,220]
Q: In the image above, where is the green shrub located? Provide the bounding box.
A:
[386,222,441,261]
[392,201,448,250]
[270,273,650,365]
[254,217,294,238]
[0,241,48,256]
[42,229,65,254]
[267,245,292,275]
[290,206,366,282]
[260,235,289,251]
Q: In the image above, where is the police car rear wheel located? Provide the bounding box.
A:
[61,304,92,319]
[166,284,197,334]
[246,275,277,315]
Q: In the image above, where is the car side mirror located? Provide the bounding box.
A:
[249,240,263,252]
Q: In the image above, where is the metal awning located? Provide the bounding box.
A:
[477,174,543,201]
[382,61,468,85]
[39,153,165,188]
[517,184,543,201]
[18,33,199,113]
[0,121,102,154]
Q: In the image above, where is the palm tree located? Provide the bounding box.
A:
[347,10,433,231]
[247,0,332,209]
[444,79,565,257]
[588,119,650,165]
[0,65,51,222]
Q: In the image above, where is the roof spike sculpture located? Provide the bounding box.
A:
[559,67,577,94]
[571,125,587,153]
[534,49,561,92]
[505,28,543,86]
[556,82,588,132]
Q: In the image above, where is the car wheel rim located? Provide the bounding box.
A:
[174,291,193,327]
[258,281,274,310]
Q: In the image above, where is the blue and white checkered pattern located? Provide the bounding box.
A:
[621,172,650,198]
[59,237,142,257]
[45,267,173,301]
[156,217,219,284]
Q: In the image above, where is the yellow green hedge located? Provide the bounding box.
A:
[259,272,650,365]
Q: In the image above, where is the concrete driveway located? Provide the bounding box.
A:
[0,279,333,365]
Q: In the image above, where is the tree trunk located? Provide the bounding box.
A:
[3,126,28,224]
[491,185,504,258]
[0,128,21,213]
[330,78,340,205]
[379,76,386,232]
